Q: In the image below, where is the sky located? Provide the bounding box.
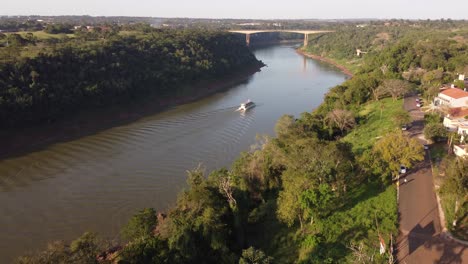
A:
[2,0,468,19]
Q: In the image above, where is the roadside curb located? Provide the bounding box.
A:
[425,113,468,246]
[434,182,468,246]
[401,95,468,249]
[440,231,468,246]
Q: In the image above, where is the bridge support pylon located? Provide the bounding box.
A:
[303,33,309,47]
[246,34,250,46]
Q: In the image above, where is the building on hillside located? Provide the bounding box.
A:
[458,74,468,87]
[458,123,468,141]
[434,88,468,108]
[443,108,468,131]
[453,145,468,158]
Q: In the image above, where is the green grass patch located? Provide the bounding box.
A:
[343,98,403,154]
[301,47,363,74]
[298,183,398,263]
[440,191,468,240]
[30,31,75,39]
[6,31,75,40]
[441,192,457,233]
[330,56,362,74]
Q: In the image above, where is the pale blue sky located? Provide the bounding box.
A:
[2,0,467,19]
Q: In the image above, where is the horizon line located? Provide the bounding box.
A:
[1,14,467,21]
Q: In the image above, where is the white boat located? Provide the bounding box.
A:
[237,100,255,111]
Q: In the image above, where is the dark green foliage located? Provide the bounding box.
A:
[16,241,71,264]
[315,71,384,117]
[454,79,465,89]
[424,123,448,142]
[44,24,73,34]
[373,131,424,180]
[301,185,397,263]
[392,109,411,127]
[442,158,468,200]
[118,236,175,264]
[0,19,44,32]
[275,137,355,229]
[239,247,273,264]
[307,23,468,87]
[69,232,102,263]
[160,167,239,263]
[360,38,468,78]
[121,208,157,240]
[18,20,468,264]
[306,27,392,59]
[440,158,468,240]
[300,184,335,223]
[0,29,260,128]
[16,232,102,264]
[424,113,443,124]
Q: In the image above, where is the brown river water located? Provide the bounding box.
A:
[0,44,346,261]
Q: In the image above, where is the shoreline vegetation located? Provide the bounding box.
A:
[296,49,354,77]
[0,63,263,159]
[0,29,264,159]
[12,20,468,263]
[17,46,403,263]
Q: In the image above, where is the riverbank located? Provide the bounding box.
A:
[296,49,354,77]
[1,44,347,263]
[0,63,264,160]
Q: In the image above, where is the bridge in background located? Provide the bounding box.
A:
[228,30,333,46]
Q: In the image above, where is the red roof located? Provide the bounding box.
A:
[448,107,468,118]
[440,88,468,99]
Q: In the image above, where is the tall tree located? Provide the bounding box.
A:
[239,247,273,264]
[274,114,295,138]
[326,109,356,135]
[375,79,411,101]
[121,208,157,240]
[373,131,424,180]
[424,123,448,142]
[392,109,412,127]
[300,183,335,225]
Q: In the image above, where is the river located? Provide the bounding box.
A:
[0,44,346,261]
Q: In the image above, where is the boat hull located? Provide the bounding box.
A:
[237,102,255,111]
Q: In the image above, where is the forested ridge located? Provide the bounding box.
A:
[0,29,262,128]
[16,21,468,263]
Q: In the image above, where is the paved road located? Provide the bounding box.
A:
[396,96,467,263]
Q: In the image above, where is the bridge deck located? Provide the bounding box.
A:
[228,30,333,35]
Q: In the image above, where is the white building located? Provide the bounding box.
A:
[443,108,468,131]
[434,88,468,108]
[453,145,468,158]
[458,123,468,141]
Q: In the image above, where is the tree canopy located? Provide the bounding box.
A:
[373,131,424,179]
[0,29,261,128]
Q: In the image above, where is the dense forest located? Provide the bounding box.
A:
[0,16,368,32]
[306,23,468,244]
[0,29,262,128]
[14,21,468,263]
